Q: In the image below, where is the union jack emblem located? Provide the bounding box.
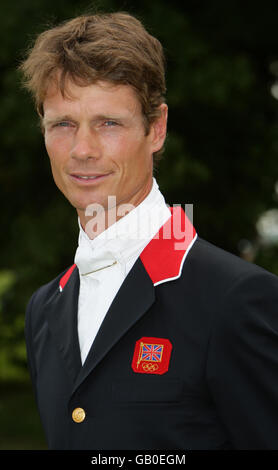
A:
[132,337,172,375]
[141,343,163,362]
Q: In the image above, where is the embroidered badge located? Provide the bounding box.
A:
[131,337,172,375]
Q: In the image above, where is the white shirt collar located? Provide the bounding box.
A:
[74,178,171,276]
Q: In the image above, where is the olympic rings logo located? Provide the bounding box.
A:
[142,362,159,371]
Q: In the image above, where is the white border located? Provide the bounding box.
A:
[153,233,198,287]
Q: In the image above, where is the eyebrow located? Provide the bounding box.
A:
[42,115,75,127]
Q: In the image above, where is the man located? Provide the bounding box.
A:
[21,12,278,450]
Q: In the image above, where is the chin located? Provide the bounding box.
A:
[72,196,108,213]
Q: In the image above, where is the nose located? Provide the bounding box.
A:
[70,125,101,160]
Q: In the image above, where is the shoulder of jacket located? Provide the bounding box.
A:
[189,236,277,284]
[193,237,278,324]
[27,266,73,310]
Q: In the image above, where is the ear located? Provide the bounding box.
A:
[150,103,168,154]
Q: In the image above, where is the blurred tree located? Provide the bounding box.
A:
[0,0,277,381]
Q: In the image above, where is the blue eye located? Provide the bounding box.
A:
[104,120,118,127]
[56,122,70,127]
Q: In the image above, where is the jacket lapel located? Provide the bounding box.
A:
[72,257,155,393]
[44,266,82,384]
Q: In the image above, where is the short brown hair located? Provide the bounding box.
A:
[19,12,167,163]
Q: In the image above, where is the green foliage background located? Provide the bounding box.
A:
[0,0,278,448]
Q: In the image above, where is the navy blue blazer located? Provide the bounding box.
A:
[25,207,278,449]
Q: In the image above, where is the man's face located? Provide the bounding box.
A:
[43,80,167,227]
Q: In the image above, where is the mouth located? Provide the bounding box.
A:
[69,173,111,184]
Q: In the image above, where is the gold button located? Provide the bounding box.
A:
[72,407,86,423]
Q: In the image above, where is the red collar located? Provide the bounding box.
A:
[139,205,197,285]
[59,263,76,292]
[59,206,197,291]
